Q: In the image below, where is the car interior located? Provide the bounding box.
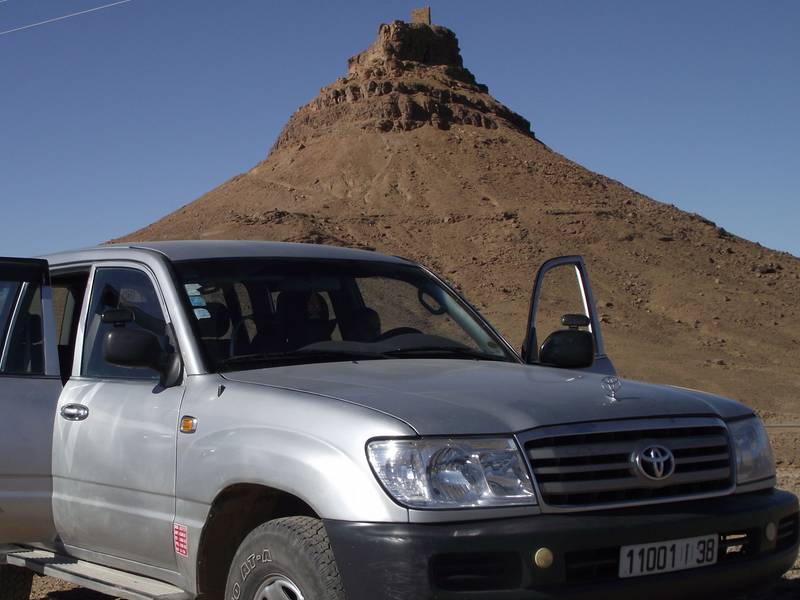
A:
[51,271,90,384]
[46,269,401,380]
[189,281,369,363]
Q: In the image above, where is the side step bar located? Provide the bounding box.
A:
[0,546,191,600]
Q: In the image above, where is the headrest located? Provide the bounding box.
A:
[99,284,120,310]
[197,302,231,338]
[350,307,381,342]
[277,291,330,322]
[276,291,336,349]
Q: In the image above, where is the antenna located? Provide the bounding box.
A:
[0,0,133,37]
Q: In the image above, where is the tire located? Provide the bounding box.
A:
[224,516,345,600]
[0,566,33,600]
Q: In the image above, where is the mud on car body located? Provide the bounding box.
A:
[0,241,796,600]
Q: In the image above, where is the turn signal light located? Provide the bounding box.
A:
[180,416,198,434]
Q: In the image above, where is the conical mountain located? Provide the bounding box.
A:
[120,19,800,420]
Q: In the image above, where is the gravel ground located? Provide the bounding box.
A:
[26,468,799,600]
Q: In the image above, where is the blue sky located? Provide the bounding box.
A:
[1,0,798,257]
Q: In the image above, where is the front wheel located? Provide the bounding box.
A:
[225,516,344,600]
[0,566,33,600]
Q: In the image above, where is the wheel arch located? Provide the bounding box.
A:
[196,483,318,600]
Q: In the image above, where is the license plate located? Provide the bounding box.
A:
[619,534,718,578]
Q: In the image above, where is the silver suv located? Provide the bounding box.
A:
[0,241,796,600]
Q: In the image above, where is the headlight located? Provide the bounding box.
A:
[367,438,536,509]
[729,417,775,485]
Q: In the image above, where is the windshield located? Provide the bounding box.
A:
[174,258,516,371]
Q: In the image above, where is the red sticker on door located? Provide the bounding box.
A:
[173,523,189,557]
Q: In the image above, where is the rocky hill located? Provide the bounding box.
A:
[120,18,800,421]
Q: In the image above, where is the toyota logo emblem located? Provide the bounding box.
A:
[635,445,676,481]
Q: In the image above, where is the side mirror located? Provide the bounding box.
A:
[103,328,182,388]
[103,327,161,370]
[538,329,594,369]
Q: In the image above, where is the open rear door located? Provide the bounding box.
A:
[522,256,616,375]
[0,258,59,543]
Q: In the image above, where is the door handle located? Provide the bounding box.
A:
[60,404,90,421]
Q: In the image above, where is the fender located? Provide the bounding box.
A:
[170,374,413,591]
[177,425,409,522]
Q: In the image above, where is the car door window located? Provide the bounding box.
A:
[533,263,589,348]
[0,281,18,336]
[82,267,170,380]
[52,273,91,383]
[0,281,45,375]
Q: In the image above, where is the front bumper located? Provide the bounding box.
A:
[325,489,799,600]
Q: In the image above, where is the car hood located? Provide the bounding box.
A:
[223,359,753,435]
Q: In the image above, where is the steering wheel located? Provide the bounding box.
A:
[229,316,257,357]
[376,327,422,342]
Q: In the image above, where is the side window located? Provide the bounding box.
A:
[0,282,45,375]
[82,268,169,380]
[51,273,91,383]
[534,264,589,349]
[51,286,70,342]
[0,281,19,341]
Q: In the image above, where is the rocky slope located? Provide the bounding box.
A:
[119,19,800,421]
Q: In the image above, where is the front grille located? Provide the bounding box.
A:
[776,513,799,551]
[430,552,521,591]
[524,419,733,509]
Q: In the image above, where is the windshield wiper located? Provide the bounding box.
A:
[217,346,506,369]
[381,346,506,361]
[216,353,270,367]
[218,349,385,368]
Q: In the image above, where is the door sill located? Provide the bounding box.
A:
[0,546,191,600]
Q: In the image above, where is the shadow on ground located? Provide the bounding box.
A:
[40,590,107,600]
[34,570,800,600]
[767,570,799,599]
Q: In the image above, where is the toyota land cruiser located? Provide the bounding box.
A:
[0,241,796,600]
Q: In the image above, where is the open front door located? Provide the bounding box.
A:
[522,256,616,375]
[0,258,59,543]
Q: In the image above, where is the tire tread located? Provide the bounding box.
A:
[268,516,344,599]
[230,516,345,600]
